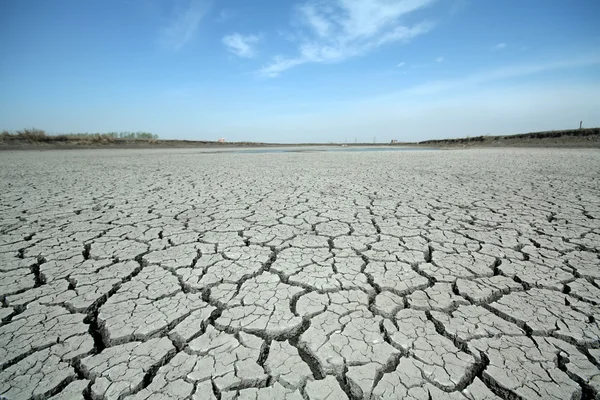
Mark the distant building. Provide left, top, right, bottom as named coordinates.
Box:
left=217, top=138, right=226, bottom=143
left=390, top=140, right=398, bottom=144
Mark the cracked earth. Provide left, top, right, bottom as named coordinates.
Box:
left=1, top=148, right=599, bottom=400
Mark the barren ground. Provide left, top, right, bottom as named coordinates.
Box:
left=1, top=148, right=599, bottom=400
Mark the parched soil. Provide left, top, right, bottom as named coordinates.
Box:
left=0, top=148, right=599, bottom=400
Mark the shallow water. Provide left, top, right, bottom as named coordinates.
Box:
left=228, top=146, right=439, bottom=154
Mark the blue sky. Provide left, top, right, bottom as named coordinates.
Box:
left=1, top=0, right=599, bottom=143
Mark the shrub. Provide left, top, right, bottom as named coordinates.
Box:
left=0, top=129, right=159, bottom=144
left=16, top=128, right=47, bottom=141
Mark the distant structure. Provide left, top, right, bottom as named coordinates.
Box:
left=217, top=138, right=226, bottom=143
left=580, top=121, right=583, bottom=129
left=390, top=140, right=398, bottom=144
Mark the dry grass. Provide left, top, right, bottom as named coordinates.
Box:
left=417, top=127, right=600, bottom=145
left=0, top=129, right=158, bottom=145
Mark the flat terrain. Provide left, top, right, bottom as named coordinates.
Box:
left=2, top=127, right=599, bottom=150
left=1, top=148, right=599, bottom=400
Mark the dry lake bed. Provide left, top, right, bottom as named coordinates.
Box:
left=1, top=148, right=599, bottom=400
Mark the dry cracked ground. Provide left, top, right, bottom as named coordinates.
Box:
left=1, top=148, right=599, bottom=400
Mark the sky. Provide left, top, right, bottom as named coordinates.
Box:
left=1, top=0, right=599, bottom=143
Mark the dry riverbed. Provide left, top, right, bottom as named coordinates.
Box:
left=1, top=148, right=599, bottom=400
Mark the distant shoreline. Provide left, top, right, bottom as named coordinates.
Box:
left=1, top=127, right=598, bottom=150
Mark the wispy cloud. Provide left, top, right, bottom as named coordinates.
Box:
left=400, top=54, right=600, bottom=96
left=397, top=61, right=406, bottom=67
left=493, top=42, right=506, bottom=50
left=259, top=0, right=437, bottom=77
left=216, top=9, right=235, bottom=23
left=223, top=33, right=261, bottom=58
left=159, top=0, right=211, bottom=51
left=436, top=56, right=444, bottom=62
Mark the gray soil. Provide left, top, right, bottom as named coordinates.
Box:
left=1, top=148, right=599, bottom=400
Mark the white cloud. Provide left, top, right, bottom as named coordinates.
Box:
left=222, top=33, right=261, bottom=58
left=386, top=53, right=600, bottom=97
left=436, top=56, right=444, bottom=62
left=259, top=0, right=437, bottom=76
left=216, top=9, right=235, bottom=23
left=159, top=0, right=211, bottom=51
left=397, top=61, right=406, bottom=67
left=493, top=42, right=507, bottom=50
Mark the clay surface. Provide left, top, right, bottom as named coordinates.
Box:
left=1, top=148, right=599, bottom=399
